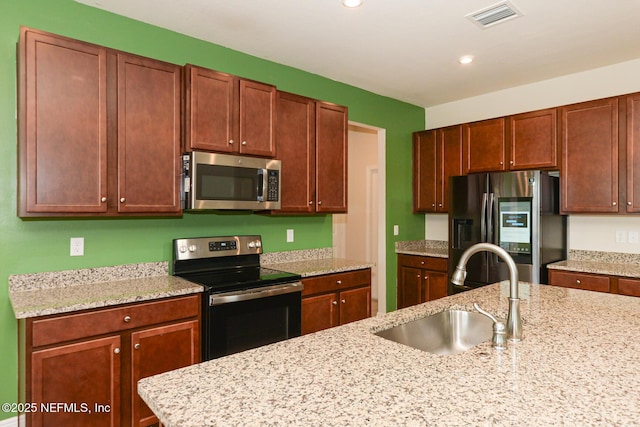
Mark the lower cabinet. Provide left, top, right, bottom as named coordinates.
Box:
left=549, top=270, right=640, bottom=297
left=301, top=269, right=371, bottom=335
left=21, top=294, right=201, bottom=427
left=397, top=254, right=448, bottom=309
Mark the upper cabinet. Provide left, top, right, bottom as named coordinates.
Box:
left=316, top=101, right=348, bottom=213
left=413, top=126, right=462, bottom=213
left=462, top=118, right=507, bottom=174
left=18, top=27, right=182, bottom=217
left=509, top=108, right=558, bottom=170
left=627, top=93, right=640, bottom=213
left=561, top=97, right=619, bottom=213
left=184, top=64, right=276, bottom=157
left=275, top=93, right=348, bottom=214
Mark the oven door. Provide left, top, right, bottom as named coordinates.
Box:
left=203, top=282, right=302, bottom=360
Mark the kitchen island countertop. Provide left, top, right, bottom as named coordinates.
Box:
left=138, top=282, right=640, bottom=426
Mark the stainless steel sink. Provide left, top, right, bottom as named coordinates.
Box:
left=374, top=309, right=493, bottom=355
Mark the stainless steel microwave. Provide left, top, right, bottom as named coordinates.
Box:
left=182, top=151, right=281, bottom=210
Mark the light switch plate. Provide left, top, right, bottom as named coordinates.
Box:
left=70, top=237, right=84, bottom=256
left=616, top=230, right=627, bottom=243
left=629, top=231, right=639, bottom=244
left=393, top=225, right=399, bottom=236
left=286, top=229, right=294, bottom=243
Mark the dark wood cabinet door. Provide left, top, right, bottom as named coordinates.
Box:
left=116, top=53, right=182, bottom=214
left=239, top=79, right=276, bottom=157
left=412, top=130, right=438, bottom=212
left=438, top=125, right=463, bottom=212
left=276, top=92, right=316, bottom=212
left=463, top=118, right=507, bottom=173
left=131, top=320, right=199, bottom=427
left=184, top=65, right=237, bottom=153
left=316, top=102, right=348, bottom=213
left=618, top=278, right=640, bottom=297
left=302, top=293, right=338, bottom=335
left=509, top=108, right=558, bottom=170
left=627, top=93, right=640, bottom=213
left=561, top=97, right=619, bottom=213
left=30, top=335, right=121, bottom=427
left=339, top=286, right=371, bottom=325
left=398, top=266, right=423, bottom=309
left=427, top=271, right=448, bottom=301
left=19, top=28, right=108, bottom=215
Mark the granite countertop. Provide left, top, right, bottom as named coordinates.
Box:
left=548, top=249, right=640, bottom=279
left=138, top=282, right=640, bottom=426
left=8, top=262, right=203, bottom=319
left=264, top=257, right=374, bottom=277
left=395, top=240, right=448, bottom=258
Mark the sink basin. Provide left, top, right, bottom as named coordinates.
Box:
left=374, top=309, right=493, bottom=355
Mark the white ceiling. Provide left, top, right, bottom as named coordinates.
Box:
left=76, top=0, right=640, bottom=108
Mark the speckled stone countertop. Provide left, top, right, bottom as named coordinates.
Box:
left=8, top=262, right=203, bottom=319
left=549, top=249, right=640, bottom=278
left=395, top=240, right=448, bottom=258
left=262, top=248, right=374, bottom=277
left=138, top=282, right=640, bottom=426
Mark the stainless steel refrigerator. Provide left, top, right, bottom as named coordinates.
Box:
left=448, top=170, right=566, bottom=294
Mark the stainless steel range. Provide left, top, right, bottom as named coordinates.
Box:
left=172, top=235, right=302, bottom=360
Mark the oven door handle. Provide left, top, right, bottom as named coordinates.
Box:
left=209, top=282, right=303, bottom=306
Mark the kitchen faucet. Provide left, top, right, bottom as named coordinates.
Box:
left=450, top=242, right=523, bottom=342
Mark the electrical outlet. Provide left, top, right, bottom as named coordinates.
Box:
left=286, top=229, right=294, bottom=243
left=629, top=231, right=639, bottom=244
left=70, top=237, right=84, bottom=256
left=616, top=230, right=627, bottom=243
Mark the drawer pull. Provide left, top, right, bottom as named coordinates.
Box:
left=123, top=315, right=131, bottom=323
left=576, top=279, right=581, bottom=285
left=336, top=280, right=342, bottom=285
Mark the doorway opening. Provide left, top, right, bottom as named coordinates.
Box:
left=333, top=122, right=386, bottom=315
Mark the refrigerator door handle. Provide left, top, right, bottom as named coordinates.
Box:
left=481, top=192, right=488, bottom=242
left=487, top=192, right=495, bottom=242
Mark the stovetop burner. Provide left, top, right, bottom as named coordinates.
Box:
left=172, top=235, right=301, bottom=294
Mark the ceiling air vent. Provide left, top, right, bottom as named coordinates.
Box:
left=466, top=1, right=522, bottom=29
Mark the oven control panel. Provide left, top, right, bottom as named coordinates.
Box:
left=174, top=235, right=263, bottom=260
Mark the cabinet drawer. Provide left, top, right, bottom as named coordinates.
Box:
left=549, top=271, right=611, bottom=293
left=31, top=294, right=200, bottom=347
left=302, top=269, right=371, bottom=297
left=618, top=278, right=640, bottom=297
left=399, top=254, right=447, bottom=272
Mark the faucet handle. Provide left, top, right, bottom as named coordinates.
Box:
left=473, top=303, right=507, bottom=350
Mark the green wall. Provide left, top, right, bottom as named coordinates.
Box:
left=0, top=0, right=425, bottom=418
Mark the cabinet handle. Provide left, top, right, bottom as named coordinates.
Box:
left=242, top=141, right=247, bottom=145
left=332, top=300, right=338, bottom=305
left=229, top=140, right=234, bottom=145
left=341, top=299, right=346, bottom=304
left=336, top=280, right=342, bottom=285
left=134, top=343, right=141, bottom=350
left=318, top=201, right=322, bottom=206
left=309, top=201, right=313, bottom=205
left=420, top=261, right=425, bottom=265
left=499, top=161, right=504, bottom=165
left=628, top=201, right=633, bottom=206
left=101, top=197, right=107, bottom=203
left=123, top=315, right=131, bottom=323
left=613, top=202, right=617, bottom=206
left=510, top=160, right=514, bottom=165
left=114, top=348, right=120, bottom=354
left=431, top=203, right=436, bottom=207
left=120, top=198, right=126, bottom=203
left=438, top=203, right=443, bottom=207
left=576, top=279, right=581, bottom=285
left=417, top=274, right=421, bottom=279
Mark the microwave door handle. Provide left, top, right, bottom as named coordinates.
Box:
left=256, top=169, right=265, bottom=202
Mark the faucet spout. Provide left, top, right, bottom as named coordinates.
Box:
left=451, top=242, right=522, bottom=342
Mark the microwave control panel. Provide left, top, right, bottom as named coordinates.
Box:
left=267, top=170, right=279, bottom=201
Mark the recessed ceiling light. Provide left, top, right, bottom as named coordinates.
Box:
left=342, top=0, right=363, bottom=8
left=459, top=55, right=474, bottom=65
